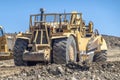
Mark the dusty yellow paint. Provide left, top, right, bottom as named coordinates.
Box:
left=0, top=35, right=8, bottom=53
left=16, top=10, right=108, bottom=62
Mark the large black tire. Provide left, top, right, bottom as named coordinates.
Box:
left=52, top=36, right=77, bottom=64
left=13, top=38, right=29, bottom=66
left=93, top=51, right=107, bottom=62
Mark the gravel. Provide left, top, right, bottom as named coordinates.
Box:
left=0, top=61, right=120, bottom=80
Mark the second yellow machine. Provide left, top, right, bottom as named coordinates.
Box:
left=0, top=26, right=16, bottom=60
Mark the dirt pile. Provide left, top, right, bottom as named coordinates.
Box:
left=103, top=35, right=120, bottom=49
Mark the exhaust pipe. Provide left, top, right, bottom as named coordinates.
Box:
left=40, top=8, right=44, bottom=21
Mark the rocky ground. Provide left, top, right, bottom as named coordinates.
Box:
left=103, top=35, right=120, bottom=49
left=0, top=35, right=119, bottom=80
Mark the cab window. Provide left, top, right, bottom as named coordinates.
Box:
left=0, top=28, right=3, bottom=37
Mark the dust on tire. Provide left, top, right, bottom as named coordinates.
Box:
left=52, top=36, right=77, bottom=64
left=13, top=38, right=29, bottom=66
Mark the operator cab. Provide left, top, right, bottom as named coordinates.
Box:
left=0, top=26, right=4, bottom=37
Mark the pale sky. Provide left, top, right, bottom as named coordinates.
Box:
left=0, top=0, right=120, bottom=36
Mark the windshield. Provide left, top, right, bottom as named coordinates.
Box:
left=0, top=28, right=3, bottom=37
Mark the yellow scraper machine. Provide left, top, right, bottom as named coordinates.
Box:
left=13, top=8, right=107, bottom=66
left=0, top=26, right=16, bottom=60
